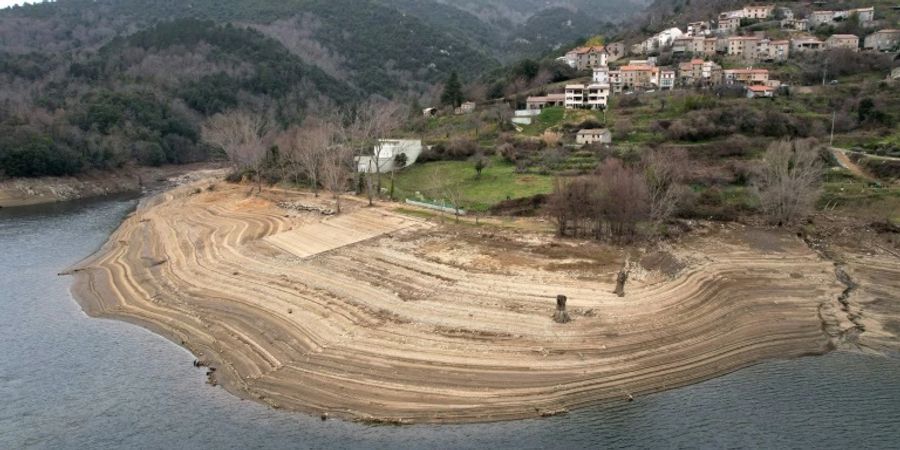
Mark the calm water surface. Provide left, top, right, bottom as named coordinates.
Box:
left=1, top=197, right=899, bottom=449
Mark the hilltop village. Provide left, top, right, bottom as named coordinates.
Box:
left=522, top=3, right=899, bottom=111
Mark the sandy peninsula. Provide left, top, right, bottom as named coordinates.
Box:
left=67, top=179, right=899, bottom=423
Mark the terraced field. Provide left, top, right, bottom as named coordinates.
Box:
left=68, top=180, right=898, bottom=423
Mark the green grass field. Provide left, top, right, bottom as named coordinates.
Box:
left=386, top=157, right=553, bottom=211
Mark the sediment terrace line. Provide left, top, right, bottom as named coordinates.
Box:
left=264, top=208, right=425, bottom=258
left=68, top=181, right=867, bottom=423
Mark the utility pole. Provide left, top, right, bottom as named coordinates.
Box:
left=822, top=59, right=828, bottom=86
left=830, top=111, right=836, bottom=147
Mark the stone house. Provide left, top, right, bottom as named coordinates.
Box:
left=825, top=34, right=860, bottom=51
left=718, top=17, right=742, bottom=33
left=864, top=30, right=900, bottom=51
left=576, top=129, right=612, bottom=145
left=564, top=46, right=609, bottom=70
left=791, top=36, right=825, bottom=52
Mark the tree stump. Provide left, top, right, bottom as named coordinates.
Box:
left=553, top=295, right=571, bottom=323
left=614, top=270, right=629, bottom=297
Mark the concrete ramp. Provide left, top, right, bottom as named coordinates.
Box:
left=265, top=209, right=421, bottom=258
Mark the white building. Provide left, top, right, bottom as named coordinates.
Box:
left=638, top=27, right=684, bottom=54
left=592, top=66, right=610, bottom=84
left=356, top=139, right=423, bottom=173
left=659, top=69, right=676, bottom=90
left=576, top=129, right=612, bottom=145
left=565, top=84, right=610, bottom=110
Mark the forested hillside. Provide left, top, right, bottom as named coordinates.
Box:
left=0, top=0, right=507, bottom=178
left=0, top=0, right=654, bottom=179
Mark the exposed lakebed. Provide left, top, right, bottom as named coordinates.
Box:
left=1, top=196, right=899, bottom=449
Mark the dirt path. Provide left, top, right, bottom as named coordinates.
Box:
left=831, top=147, right=873, bottom=181
left=67, top=181, right=898, bottom=424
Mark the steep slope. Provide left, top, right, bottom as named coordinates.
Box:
left=0, top=0, right=500, bottom=177
left=0, top=0, right=498, bottom=95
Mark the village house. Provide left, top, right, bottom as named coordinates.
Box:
left=672, top=36, right=718, bottom=56
left=742, top=4, right=776, bottom=19
left=609, top=70, right=623, bottom=92
left=808, top=7, right=876, bottom=27
left=576, top=129, right=612, bottom=145
left=356, top=139, right=423, bottom=173
left=825, top=34, right=860, bottom=51
left=659, top=69, right=677, bottom=90
left=564, top=84, right=610, bottom=110
left=726, top=35, right=763, bottom=59
left=564, top=46, right=609, bottom=70
left=791, top=36, right=825, bottom=52
left=718, top=16, right=742, bottom=33
left=719, top=4, right=775, bottom=21
left=723, top=68, right=769, bottom=86
left=746, top=85, right=776, bottom=98
left=781, top=18, right=809, bottom=31
left=422, top=107, right=438, bottom=118
left=635, top=27, right=684, bottom=54
left=678, top=59, right=723, bottom=87
left=768, top=40, right=790, bottom=61
left=618, top=64, right=659, bottom=91
left=687, top=21, right=712, bottom=37
left=864, top=29, right=900, bottom=51
left=525, top=94, right=565, bottom=110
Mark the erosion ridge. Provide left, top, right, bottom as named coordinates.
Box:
left=69, top=179, right=878, bottom=423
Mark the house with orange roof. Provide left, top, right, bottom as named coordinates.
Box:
left=618, top=64, right=659, bottom=91
left=723, top=68, right=769, bottom=86
left=746, top=85, right=776, bottom=98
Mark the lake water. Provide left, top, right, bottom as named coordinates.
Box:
left=1, top=197, right=899, bottom=449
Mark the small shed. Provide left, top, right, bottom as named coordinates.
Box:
left=746, top=85, right=775, bottom=98
left=576, top=128, right=612, bottom=145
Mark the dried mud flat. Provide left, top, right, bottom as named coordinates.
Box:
left=68, top=181, right=900, bottom=423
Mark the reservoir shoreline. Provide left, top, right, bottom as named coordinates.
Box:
left=65, top=177, right=899, bottom=424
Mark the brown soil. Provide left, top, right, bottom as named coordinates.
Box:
left=67, top=180, right=900, bottom=424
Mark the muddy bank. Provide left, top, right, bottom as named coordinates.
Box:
left=67, top=181, right=899, bottom=424
left=0, top=163, right=224, bottom=208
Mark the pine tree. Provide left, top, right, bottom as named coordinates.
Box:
left=441, top=72, right=464, bottom=108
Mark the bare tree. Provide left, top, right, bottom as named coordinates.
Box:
left=546, top=159, right=650, bottom=242
left=643, top=148, right=690, bottom=224
left=282, top=113, right=339, bottom=197
left=755, top=139, right=823, bottom=226
left=202, top=110, right=272, bottom=194
left=320, top=141, right=354, bottom=214
left=350, top=99, right=404, bottom=206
